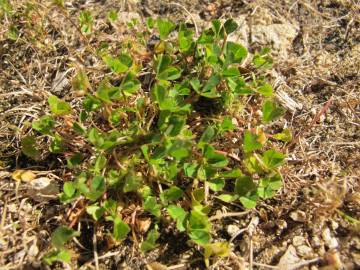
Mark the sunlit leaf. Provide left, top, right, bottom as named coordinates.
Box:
left=86, top=204, right=105, bottom=221
left=204, top=242, right=230, bottom=267
left=144, top=196, right=161, bottom=217
left=178, top=23, right=194, bottom=53
left=257, top=173, right=282, bottom=199
left=239, top=195, right=257, bottom=209
left=103, top=53, right=133, bottom=74
left=208, top=178, right=225, bottom=191
left=32, top=115, right=55, bottom=135
left=257, top=83, right=273, bottom=97
left=225, top=42, right=247, bottom=65
left=262, top=100, right=285, bottom=123
left=113, top=216, right=130, bottom=241
left=157, top=18, right=175, bottom=40
left=262, top=149, right=285, bottom=169
left=187, top=209, right=211, bottom=245
left=167, top=205, right=187, bottom=232
left=48, top=95, right=71, bottom=116
left=217, top=194, right=238, bottom=203
left=49, top=134, right=64, bottom=153
left=94, top=154, right=107, bottom=174
left=273, top=128, right=292, bottom=142
left=243, top=130, right=262, bottom=153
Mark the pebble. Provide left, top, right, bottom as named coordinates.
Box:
left=226, top=224, right=240, bottom=237
left=276, top=220, right=287, bottom=235
left=322, top=227, right=339, bottom=249
left=296, top=245, right=313, bottom=258
left=28, top=242, right=39, bottom=257
left=292, top=236, right=306, bottom=247
left=27, top=177, right=59, bottom=202
left=250, top=23, right=298, bottom=57
left=350, top=237, right=360, bottom=249
left=290, top=210, right=307, bottom=222
left=277, top=245, right=301, bottom=270
left=311, top=235, right=322, bottom=248
left=330, top=220, right=339, bottom=230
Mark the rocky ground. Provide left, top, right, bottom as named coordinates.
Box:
left=0, top=0, right=359, bottom=269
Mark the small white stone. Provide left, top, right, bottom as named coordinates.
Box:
left=250, top=23, right=298, bottom=57
left=277, top=245, right=301, bottom=270
left=311, top=236, right=322, bottom=248
left=290, top=210, right=306, bottom=222
left=296, top=245, right=313, bottom=257
left=330, top=220, right=339, bottom=230
left=256, top=109, right=263, bottom=117
left=28, top=243, right=39, bottom=257
left=322, top=228, right=332, bottom=242
left=328, top=237, right=339, bottom=249
left=322, top=227, right=339, bottom=249
left=227, top=224, right=240, bottom=237
left=292, top=236, right=306, bottom=247
left=276, top=220, right=287, bottom=235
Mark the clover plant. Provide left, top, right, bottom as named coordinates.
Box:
left=25, top=17, right=290, bottom=266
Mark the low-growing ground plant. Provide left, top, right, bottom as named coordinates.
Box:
left=25, top=14, right=290, bottom=267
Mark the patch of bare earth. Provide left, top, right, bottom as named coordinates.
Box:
left=0, top=0, right=359, bottom=269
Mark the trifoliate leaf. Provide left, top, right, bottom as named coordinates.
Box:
left=51, top=226, right=80, bottom=249
left=48, top=95, right=71, bottom=116
left=262, top=100, right=285, bottom=123
left=208, top=178, right=225, bottom=192
left=243, top=130, right=263, bottom=153
left=141, top=225, right=160, bottom=252
left=86, top=204, right=105, bottom=221
left=234, top=175, right=256, bottom=197
left=157, top=18, right=175, bottom=40
left=167, top=205, right=187, bottom=232
left=257, top=83, right=273, bottom=97
left=144, top=196, right=161, bottom=217
left=43, top=249, right=71, bottom=265
left=32, top=115, right=55, bottom=135
left=103, top=53, right=133, bottom=74
left=224, top=19, right=238, bottom=34
left=160, top=186, right=183, bottom=204
left=113, top=216, right=130, bottom=241
left=261, top=149, right=285, bottom=169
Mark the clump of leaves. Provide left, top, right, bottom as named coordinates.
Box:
left=27, top=17, right=290, bottom=267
